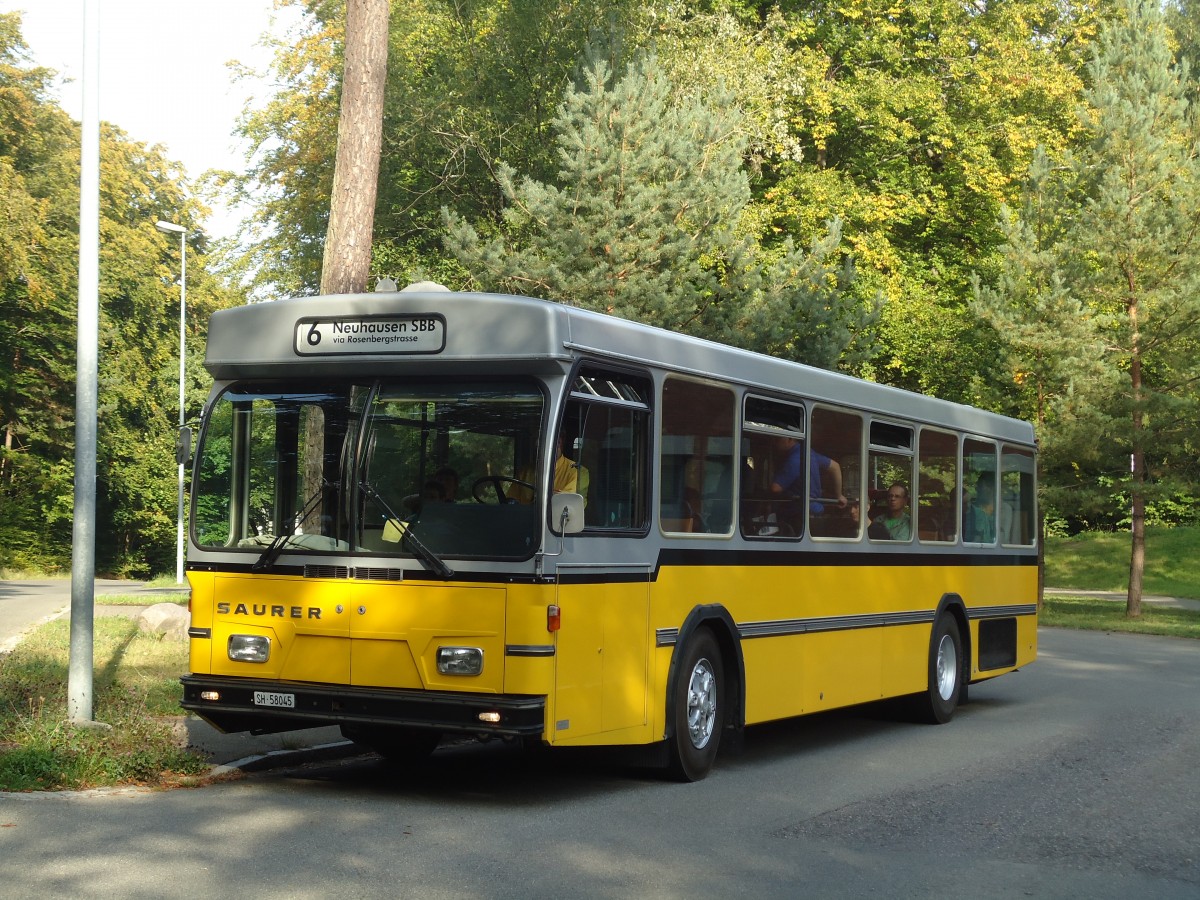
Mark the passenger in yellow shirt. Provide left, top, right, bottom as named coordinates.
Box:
left=554, top=451, right=588, bottom=497
left=514, top=439, right=588, bottom=504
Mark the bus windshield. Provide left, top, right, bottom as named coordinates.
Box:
left=192, top=379, right=546, bottom=563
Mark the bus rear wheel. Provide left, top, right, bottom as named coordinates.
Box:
left=666, top=630, right=725, bottom=782
left=914, top=615, right=963, bottom=724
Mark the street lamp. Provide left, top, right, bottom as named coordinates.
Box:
left=155, top=219, right=187, bottom=584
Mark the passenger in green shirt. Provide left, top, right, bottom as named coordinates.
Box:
left=871, top=483, right=912, bottom=541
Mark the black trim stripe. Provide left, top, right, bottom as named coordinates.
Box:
left=655, top=548, right=1038, bottom=571
left=187, top=561, right=552, bottom=585
left=968, top=604, right=1037, bottom=619
left=555, top=549, right=1038, bottom=586
left=505, top=644, right=556, bottom=657
left=190, top=548, right=1037, bottom=584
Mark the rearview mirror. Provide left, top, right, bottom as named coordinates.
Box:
left=175, top=426, right=192, bottom=466
left=552, top=492, right=585, bottom=535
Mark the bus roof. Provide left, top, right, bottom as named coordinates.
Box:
left=204, top=289, right=1035, bottom=445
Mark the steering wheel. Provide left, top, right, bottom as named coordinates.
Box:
left=470, top=475, right=534, bottom=504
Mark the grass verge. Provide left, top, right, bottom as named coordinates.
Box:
left=0, top=614, right=208, bottom=791
left=1044, top=525, right=1200, bottom=598
left=97, top=590, right=190, bottom=607
left=1040, top=594, right=1200, bottom=639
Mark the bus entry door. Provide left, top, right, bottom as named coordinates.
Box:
left=552, top=564, right=651, bottom=741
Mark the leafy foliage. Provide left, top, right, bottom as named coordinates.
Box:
left=10, top=0, right=1200, bottom=573
left=444, top=46, right=872, bottom=368
left=976, top=0, right=1200, bottom=610
left=0, top=12, right=231, bottom=576
left=443, top=49, right=754, bottom=332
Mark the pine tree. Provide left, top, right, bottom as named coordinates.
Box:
left=978, top=0, right=1200, bottom=616
left=443, top=46, right=869, bottom=368
left=443, top=48, right=754, bottom=336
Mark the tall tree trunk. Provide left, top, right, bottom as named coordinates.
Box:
left=1128, top=459, right=1145, bottom=618
left=310, top=0, right=389, bottom=526
left=319, top=0, right=389, bottom=296
left=1126, top=289, right=1144, bottom=619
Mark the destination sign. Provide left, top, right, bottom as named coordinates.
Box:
left=294, top=314, right=446, bottom=356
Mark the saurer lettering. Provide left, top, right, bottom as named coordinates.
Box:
left=217, top=602, right=322, bottom=619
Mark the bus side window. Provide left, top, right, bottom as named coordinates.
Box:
left=568, top=366, right=652, bottom=530
left=963, top=438, right=998, bottom=545
left=1001, top=445, right=1036, bottom=546
left=660, top=378, right=735, bottom=535
left=809, top=407, right=862, bottom=539
left=740, top=395, right=805, bottom=539
left=866, top=420, right=914, bottom=542
left=918, top=428, right=959, bottom=543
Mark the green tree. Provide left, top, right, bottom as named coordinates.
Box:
left=745, top=0, right=1098, bottom=396
left=0, top=15, right=84, bottom=569
left=218, top=1, right=342, bottom=298
left=443, top=49, right=754, bottom=337
left=223, top=0, right=642, bottom=297
left=95, top=125, right=227, bottom=576
left=976, top=0, right=1200, bottom=616
left=225, top=0, right=1093, bottom=388
left=0, top=11, right=230, bottom=575
left=443, top=47, right=869, bottom=368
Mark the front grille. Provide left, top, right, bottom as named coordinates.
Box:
left=304, top=565, right=350, bottom=579
left=354, top=567, right=405, bottom=582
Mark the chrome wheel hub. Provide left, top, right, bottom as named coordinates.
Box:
left=935, top=633, right=957, bottom=701
left=686, top=658, right=718, bottom=749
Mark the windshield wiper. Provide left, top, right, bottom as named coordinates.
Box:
left=253, top=482, right=329, bottom=572
left=359, top=480, right=454, bottom=580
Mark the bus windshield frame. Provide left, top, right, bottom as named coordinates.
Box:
left=191, top=377, right=548, bottom=564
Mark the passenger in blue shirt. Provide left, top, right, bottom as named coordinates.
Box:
left=770, top=437, right=845, bottom=514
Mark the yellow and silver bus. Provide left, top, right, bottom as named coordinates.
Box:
left=181, top=285, right=1037, bottom=780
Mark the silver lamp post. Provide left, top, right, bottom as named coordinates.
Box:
left=155, top=219, right=187, bottom=584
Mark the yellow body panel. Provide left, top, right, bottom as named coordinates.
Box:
left=551, top=576, right=651, bottom=743
left=641, top=559, right=1037, bottom=731
left=740, top=635, right=804, bottom=723
left=501, top=582, right=557, bottom=696
left=203, top=575, right=351, bottom=681
left=349, top=581, right=505, bottom=691
left=187, top=557, right=1036, bottom=747
left=190, top=574, right=512, bottom=693
left=186, top=571, right=214, bottom=676
left=881, top=623, right=935, bottom=697
left=802, top=630, right=884, bottom=711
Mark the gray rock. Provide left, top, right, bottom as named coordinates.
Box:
left=136, top=602, right=190, bottom=641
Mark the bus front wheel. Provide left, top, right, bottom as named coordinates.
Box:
left=915, top=615, right=963, bottom=724
left=667, top=630, right=725, bottom=781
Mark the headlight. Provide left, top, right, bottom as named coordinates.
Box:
left=437, top=646, right=483, bottom=675
left=228, top=634, right=270, bottom=663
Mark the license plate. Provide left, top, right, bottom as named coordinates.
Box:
left=253, top=691, right=295, bottom=709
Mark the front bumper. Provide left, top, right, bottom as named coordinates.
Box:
left=181, top=674, right=546, bottom=737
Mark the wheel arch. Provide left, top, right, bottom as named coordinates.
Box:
left=663, top=604, right=745, bottom=743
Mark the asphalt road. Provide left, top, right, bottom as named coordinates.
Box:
left=1, top=626, right=1196, bottom=899
left=0, top=579, right=188, bottom=653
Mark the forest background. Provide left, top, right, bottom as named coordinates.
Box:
left=2, top=0, right=1200, bottom=579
